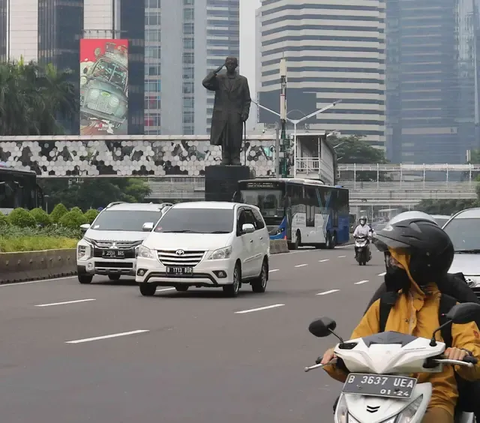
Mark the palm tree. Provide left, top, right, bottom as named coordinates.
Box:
left=0, top=58, right=77, bottom=135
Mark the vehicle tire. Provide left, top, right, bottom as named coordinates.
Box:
left=139, top=283, right=157, bottom=297
left=175, top=286, right=189, bottom=292
left=108, top=274, right=120, bottom=281
left=78, top=274, right=93, bottom=284
left=251, top=258, right=268, bottom=293
left=223, top=262, right=241, bottom=297
left=327, top=232, right=336, bottom=249
left=289, top=231, right=301, bottom=250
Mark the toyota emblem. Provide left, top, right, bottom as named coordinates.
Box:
left=176, top=249, right=185, bottom=256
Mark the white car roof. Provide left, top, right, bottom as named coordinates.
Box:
left=106, top=202, right=167, bottom=212
left=172, top=201, right=239, bottom=210
left=449, top=208, right=480, bottom=219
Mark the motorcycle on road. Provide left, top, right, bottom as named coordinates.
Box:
left=304, top=302, right=480, bottom=423
left=354, top=236, right=371, bottom=266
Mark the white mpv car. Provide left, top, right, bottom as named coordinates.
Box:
left=136, top=201, right=270, bottom=297
left=76, top=202, right=171, bottom=284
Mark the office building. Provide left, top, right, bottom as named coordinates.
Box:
left=144, top=0, right=240, bottom=135
left=258, top=0, right=386, bottom=147
left=386, top=0, right=480, bottom=164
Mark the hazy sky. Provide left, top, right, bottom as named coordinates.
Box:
left=240, top=0, right=261, bottom=96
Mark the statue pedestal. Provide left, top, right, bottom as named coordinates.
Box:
left=205, top=165, right=251, bottom=202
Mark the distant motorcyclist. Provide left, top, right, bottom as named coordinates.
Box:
left=353, top=216, right=372, bottom=238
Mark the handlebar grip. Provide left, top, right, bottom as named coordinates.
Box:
left=464, top=356, right=478, bottom=365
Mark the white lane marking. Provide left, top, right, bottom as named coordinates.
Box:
left=269, top=269, right=279, bottom=273
left=378, top=272, right=386, bottom=277
left=355, top=280, right=369, bottom=285
left=156, top=288, right=176, bottom=292
left=36, top=298, right=96, bottom=307
left=316, top=289, right=339, bottom=296
left=0, top=276, right=77, bottom=287
left=338, top=255, right=346, bottom=258
left=66, top=330, right=150, bottom=344
left=319, top=259, right=330, bottom=263
left=235, top=304, right=285, bottom=314
left=295, top=264, right=308, bottom=268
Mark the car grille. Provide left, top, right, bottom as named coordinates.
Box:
left=90, top=240, right=141, bottom=259
left=157, top=250, right=205, bottom=267
left=87, top=94, right=113, bottom=115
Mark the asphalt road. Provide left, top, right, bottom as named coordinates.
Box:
left=0, top=245, right=387, bottom=423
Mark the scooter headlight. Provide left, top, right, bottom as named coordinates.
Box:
left=335, top=396, right=349, bottom=423
left=395, top=395, right=423, bottom=423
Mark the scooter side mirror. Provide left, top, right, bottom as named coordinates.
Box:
left=446, top=302, right=480, bottom=325
left=308, top=317, right=337, bottom=338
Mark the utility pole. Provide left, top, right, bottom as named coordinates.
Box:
left=279, top=57, right=288, bottom=177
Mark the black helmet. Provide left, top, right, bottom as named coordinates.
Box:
left=374, top=214, right=454, bottom=285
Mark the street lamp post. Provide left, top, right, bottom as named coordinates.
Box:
left=253, top=100, right=342, bottom=177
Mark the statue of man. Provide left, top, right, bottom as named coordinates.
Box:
left=203, top=56, right=251, bottom=166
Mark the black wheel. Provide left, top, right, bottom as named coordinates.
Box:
left=175, top=286, right=189, bottom=292
left=139, top=283, right=156, bottom=296
left=252, top=259, right=268, bottom=293
left=289, top=232, right=301, bottom=250
left=78, top=274, right=93, bottom=284
left=327, top=232, right=336, bottom=249
left=108, top=274, right=120, bottom=281
left=223, top=263, right=241, bottom=297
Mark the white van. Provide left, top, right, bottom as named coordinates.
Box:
left=135, top=201, right=270, bottom=297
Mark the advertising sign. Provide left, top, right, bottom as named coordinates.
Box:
left=80, top=39, right=129, bottom=135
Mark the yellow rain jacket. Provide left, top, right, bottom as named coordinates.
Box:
left=324, top=250, right=480, bottom=417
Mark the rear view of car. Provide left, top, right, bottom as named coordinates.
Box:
left=76, top=202, right=170, bottom=284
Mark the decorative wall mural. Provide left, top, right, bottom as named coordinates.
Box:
left=0, top=136, right=277, bottom=177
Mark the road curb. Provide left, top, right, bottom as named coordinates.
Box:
left=270, top=240, right=289, bottom=254
left=0, top=249, right=77, bottom=284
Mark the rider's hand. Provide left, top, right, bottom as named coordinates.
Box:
left=321, top=348, right=336, bottom=365
left=445, top=347, right=470, bottom=361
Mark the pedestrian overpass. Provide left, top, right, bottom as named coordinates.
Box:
left=0, top=135, right=478, bottom=207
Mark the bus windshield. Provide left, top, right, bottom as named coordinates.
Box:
left=240, top=189, right=284, bottom=218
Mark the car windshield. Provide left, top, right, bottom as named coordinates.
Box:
left=91, top=210, right=162, bottom=231
left=240, top=189, right=284, bottom=217
left=154, top=208, right=234, bottom=234
left=443, top=217, right=480, bottom=252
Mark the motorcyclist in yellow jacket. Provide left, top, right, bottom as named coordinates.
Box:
left=320, top=216, right=480, bottom=423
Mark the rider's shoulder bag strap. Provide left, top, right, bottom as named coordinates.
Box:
left=438, top=293, right=457, bottom=348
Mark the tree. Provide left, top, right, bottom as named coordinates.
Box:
left=328, top=134, right=390, bottom=181
left=416, top=199, right=478, bottom=215
left=0, top=58, right=77, bottom=135
left=39, top=178, right=152, bottom=210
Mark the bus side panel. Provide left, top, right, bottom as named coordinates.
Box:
left=335, top=215, right=351, bottom=244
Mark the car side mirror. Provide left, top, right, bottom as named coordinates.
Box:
left=142, top=222, right=154, bottom=232
left=308, top=317, right=337, bottom=338
left=242, top=223, right=255, bottom=234
left=446, top=302, right=480, bottom=324
left=80, top=223, right=91, bottom=232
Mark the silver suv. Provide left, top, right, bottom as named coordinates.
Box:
left=76, top=202, right=171, bottom=284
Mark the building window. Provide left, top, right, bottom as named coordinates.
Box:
left=184, top=0, right=194, bottom=4
left=183, top=52, right=194, bottom=64
left=145, top=113, right=161, bottom=127
left=146, top=12, right=160, bottom=26
left=183, top=97, right=194, bottom=108
left=184, top=8, right=194, bottom=20
left=146, top=46, right=161, bottom=59
left=183, top=82, right=194, bottom=93
left=145, top=29, right=160, bottom=42
left=147, top=65, right=160, bottom=76
left=183, top=23, right=194, bottom=34
left=183, top=38, right=194, bottom=50
left=183, top=111, right=194, bottom=124
left=147, top=0, right=160, bottom=7
left=146, top=80, right=162, bottom=92
left=183, top=67, right=194, bottom=79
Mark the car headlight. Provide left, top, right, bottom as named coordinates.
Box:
left=335, top=395, right=349, bottom=423
left=137, top=245, right=155, bottom=259
left=77, top=240, right=91, bottom=260
left=208, top=246, right=232, bottom=260
left=395, top=395, right=423, bottom=423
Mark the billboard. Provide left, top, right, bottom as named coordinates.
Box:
left=80, top=39, right=129, bottom=135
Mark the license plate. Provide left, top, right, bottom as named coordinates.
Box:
left=342, top=373, right=416, bottom=399
left=102, top=249, right=125, bottom=258
left=166, top=267, right=193, bottom=275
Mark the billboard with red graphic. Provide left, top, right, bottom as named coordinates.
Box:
left=80, top=39, right=129, bottom=135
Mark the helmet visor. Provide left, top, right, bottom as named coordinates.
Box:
left=374, top=233, right=412, bottom=253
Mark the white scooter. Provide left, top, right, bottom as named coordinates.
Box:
left=304, top=302, right=480, bottom=423
left=354, top=236, right=371, bottom=266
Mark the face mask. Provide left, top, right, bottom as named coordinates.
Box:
left=385, top=266, right=411, bottom=292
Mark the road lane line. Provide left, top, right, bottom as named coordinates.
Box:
left=295, top=264, right=308, bottom=268
left=65, top=330, right=150, bottom=344
left=338, top=255, right=346, bottom=258
left=156, top=288, right=176, bottom=292
left=316, top=289, right=339, bottom=296
left=235, top=304, right=285, bottom=314
left=355, top=280, right=369, bottom=285
left=0, top=276, right=77, bottom=287
left=269, top=269, right=279, bottom=273
left=36, top=299, right=96, bottom=307
left=378, top=272, right=386, bottom=277
left=319, top=259, right=330, bottom=263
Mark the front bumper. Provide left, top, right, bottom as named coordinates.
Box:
left=77, top=257, right=137, bottom=276
left=135, top=256, right=235, bottom=287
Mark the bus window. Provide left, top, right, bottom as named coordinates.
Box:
left=240, top=187, right=284, bottom=218
left=305, top=186, right=316, bottom=227
left=338, top=190, right=349, bottom=214
left=287, top=184, right=303, bottom=208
